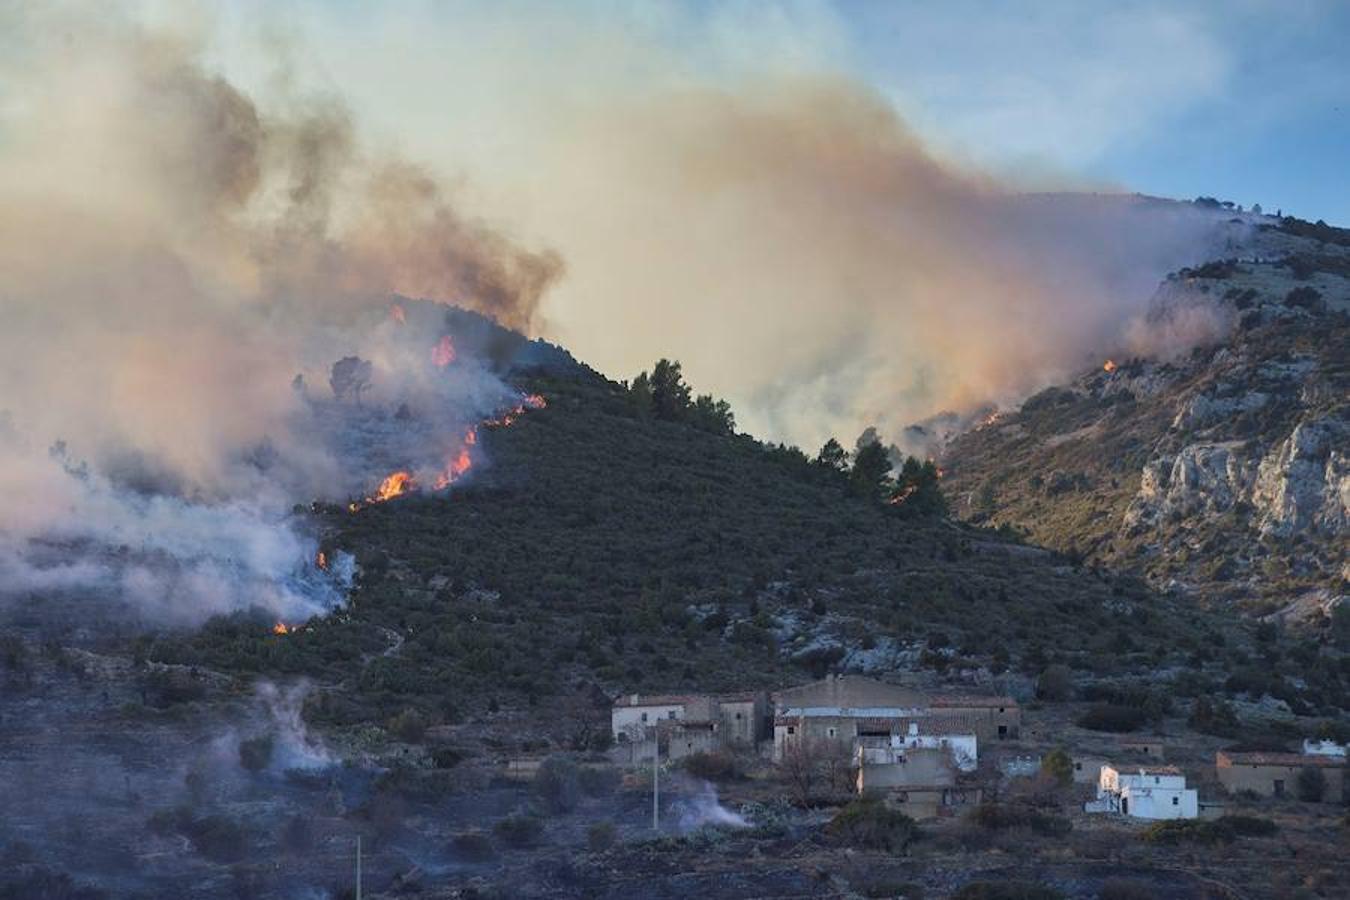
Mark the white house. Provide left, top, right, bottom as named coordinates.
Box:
left=611, top=694, right=692, bottom=742
left=1302, top=739, right=1347, bottom=758
left=1088, top=764, right=1197, bottom=820
left=855, top=722, right=978, bottom=772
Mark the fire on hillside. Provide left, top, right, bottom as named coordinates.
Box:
left=348, top=391, right=546, bottom=512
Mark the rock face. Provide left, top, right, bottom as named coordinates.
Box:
left=942, top=215, right=1350, bottom=614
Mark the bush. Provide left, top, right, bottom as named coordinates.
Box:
left=493, top=814, right=544, bottom=848
left=1040, top=748, right=1073, bottom=786
left=1077, top=704, right=1147, bottom=733
left=827, top=796, right=919, bottom=852
left=237, top=735, right=274, bottom=772
left=953, top=882, right=1063, bottom=900
left=1036, top=665, right=1073, bottom=701
left=1140, top=819, right=1234, bottom=846
left=535, top=755, right=581, bottom=813
left=586, top=820, right=616, bottom=851
left=967, top=803, right=1071, bottom=837
left=1296, top=766, right=1328, bottom=802
left=387, top=707, right=428, bottom=743
left=450, top=830, right=497, bottom=862
left=1219, top=815, right=1278, bottom=837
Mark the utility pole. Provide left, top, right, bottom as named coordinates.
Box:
left=652, top=738, right=660, bottom=831
left=355, top=834, right=362, bottom=900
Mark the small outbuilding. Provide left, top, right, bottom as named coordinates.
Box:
left=1088, top=764, right=1197, bottom=820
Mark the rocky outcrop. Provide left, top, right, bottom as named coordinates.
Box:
left=1252, top=415, right=1349, bottom=536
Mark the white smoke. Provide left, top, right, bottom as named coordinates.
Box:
left=673, top=780, right=750, bottom=832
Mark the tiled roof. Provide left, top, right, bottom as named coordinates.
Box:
left=1218, top=751, right=1347, bottom=769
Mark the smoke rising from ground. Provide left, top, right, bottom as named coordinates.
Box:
left=0, top=5, right=1243, bottom=621
left=0, top=7, right=554, bottom=622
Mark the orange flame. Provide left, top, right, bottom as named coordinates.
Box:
left=431, top=335, right=457, bottom=367
left=1103, top=359, right=1118, bottom=373
left=390, top=303, right=406, bottom=324
left=273, top=622, right=290, bottom=635
left=434, top=427, right=478, bottom=489
left=316, top=551, right=328, bottom=570
left=375, top=471, right=415, bottom=502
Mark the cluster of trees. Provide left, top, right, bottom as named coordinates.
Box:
left=815, top=432, right=946, bottom=517
left=628, top=359, right=735, bottom=435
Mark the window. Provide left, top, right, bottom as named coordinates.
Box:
left=1172, top=797, right=1179, bottom=806
left=1154, top=777, right=1160, bottom=784
left=1274, top=779, right=1285, bottom=797
left=998, top=707, right=1005, bottom=713
left=640, top=713, right=648, bottom=723
left=668, top=710, right=677, bottom=719
left=827, top=727, right=837, bottom=738
left=786, top=726, right=795, bottom=735
left=1074, top=763, right=1082, bottom=771
left=735, top=712, right=743, bottom=720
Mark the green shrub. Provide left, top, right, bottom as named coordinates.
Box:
left=1040, top=748, right=1073, bottom=786
left=1140, top=819, right=1234, bottom=846
left=586, top=820, right=616, bottom=851
left=535, top=755, right=581, bottom=813
left=387, top=707, right=428, bottom=743
left=826, top=796, right=918, bottom=852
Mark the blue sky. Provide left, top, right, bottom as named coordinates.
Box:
left=839, top=0, right=1350, bottom=222
left=231, top=0, right=1348, bottom=223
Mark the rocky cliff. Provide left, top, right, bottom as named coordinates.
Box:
left=942, top=215, right=1349, bottom=619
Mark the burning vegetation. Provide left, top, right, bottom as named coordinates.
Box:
left=1103, top=359, right=1118, bottom=373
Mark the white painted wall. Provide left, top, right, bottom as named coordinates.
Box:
left=612, top=703, right=684, bottom=740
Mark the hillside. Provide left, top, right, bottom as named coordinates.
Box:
left=142, top=331, right=1332, bottom=731
left=942, top=215, right=1348, bottom=624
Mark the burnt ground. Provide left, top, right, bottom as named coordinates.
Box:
left=3, top=645, right=1346, bottom=899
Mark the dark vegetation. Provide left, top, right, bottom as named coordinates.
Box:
left=140, top=359, right=1269, bottom=730
left=827, top=795, right=919, bottom=852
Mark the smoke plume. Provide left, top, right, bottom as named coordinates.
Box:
left=0, top=7, right=555, bottom=623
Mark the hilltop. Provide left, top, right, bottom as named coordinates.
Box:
left=941, top=213, right=1348, bottom=625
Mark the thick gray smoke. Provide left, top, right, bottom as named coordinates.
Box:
left=0, top=8, right=555, bottom=625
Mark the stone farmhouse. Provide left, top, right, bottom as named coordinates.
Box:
left=1216, top=750, right=1347, bottom=802
left=610, top=692, right=767, bottom=762
left=772, top=675, right=1020, bottom=761
left=1088, top=764, right=1198, bottom=820
left=853, top=721, right=984, bottom=819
